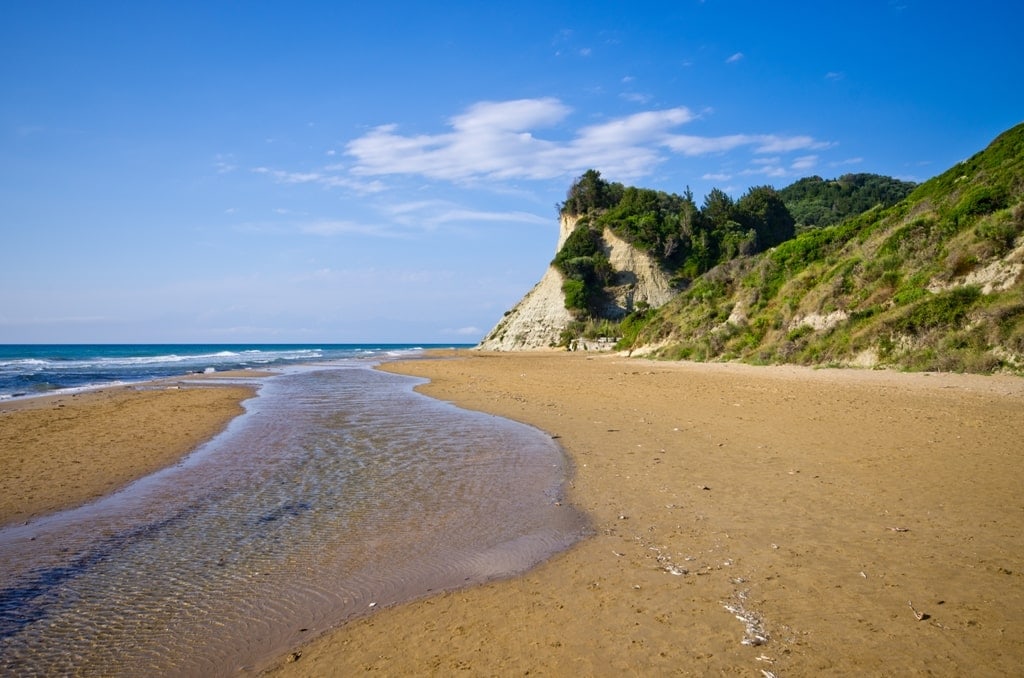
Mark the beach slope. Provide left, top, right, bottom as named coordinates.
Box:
left=0, top=383, right=254, bottom=526
left=270, top=351, right=1024, bottom=676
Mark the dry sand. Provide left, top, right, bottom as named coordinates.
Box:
left=4, top=355, right=1022, bottom=675
left=268, top=351, right=1024, bottom=676
left=0, top=380, right=255, bottom=526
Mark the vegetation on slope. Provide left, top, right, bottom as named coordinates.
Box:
left=554, top=170, right=796, bottom=317
left=778, top=173, right=917, bottom=232
left=620, top=123, right=1024, bottom=373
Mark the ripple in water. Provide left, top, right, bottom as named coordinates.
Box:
left=0, top=364, right=588, bottom=676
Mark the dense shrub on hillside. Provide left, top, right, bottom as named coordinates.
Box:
left=555, top=171, right=803, bottom=320
left=618, top=123, right=1024, bottom=373
left=549, top=135, right=1024, bottom=373
left=559, top=172, right=796, bottom=281
left=552, top=220, right=614, bottom=316
left=778, top=173, right=916, bottom=232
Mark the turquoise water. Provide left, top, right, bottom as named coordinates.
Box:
left=0, top=357, right=588, bottom=675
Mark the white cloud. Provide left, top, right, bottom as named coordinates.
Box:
left=829, top=156, right=864, bottom=167
left=252, top=167, right=321, bottom=184
left=214, top=154, right=237, bottom=174
left=318, top=175, right=388, bottom=193
left=740, top=153, right=823, bottom=181
left=620, top=92, right=652, bottom=104
left=755, top=135, right=830, bottom=153
left=791, top=155, right=819, bottom=171
left=726, top=52, right=744, bottom=64
left=664, top=132, right=825, bottom=158
left=288, top=199, right=549, bottom=241
left=252, top=166, right=386, bottom=194
left=425, top=208, right=548, bottom=226
left=257, top=98, right=830, bottom=189
left=664, top=133, right=755, bottom=155
left=346, top=99, right=573, bottom=181
left=385, top=199, right=549, bottom=229
left=578, top=108, right=696, bottom=145
left=347, top=101, right=709, bottom=181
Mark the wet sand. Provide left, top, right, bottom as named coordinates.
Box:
left=4, top=354, right=1022, bottom=674
left=268, top=351, right=1024, bottom=676
left=0, top=380, right=256, bottom=526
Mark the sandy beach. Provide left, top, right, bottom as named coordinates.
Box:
left=4, top=354, right=1023, bottom=675
left=0, top=379, right=255, bottom=526
left=267, top=351, right=1024, bottom=676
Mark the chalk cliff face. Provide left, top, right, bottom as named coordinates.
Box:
left=477, top=215, right=579, bottom=351
left=478, top=215, right=675, bottom=351
left=599, top=228, right=676, bottom=316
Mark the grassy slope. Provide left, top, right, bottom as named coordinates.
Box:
left=629, top=123, right=1024, bottom=373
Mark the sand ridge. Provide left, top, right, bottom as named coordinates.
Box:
left=268, top=351, right=1024, bottom=676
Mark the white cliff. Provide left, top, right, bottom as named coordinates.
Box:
left=600, top=227, right=677, bottom=317
left=477, top=214, right=676, bottom=351
left=477, top=215, right=579, bottom=351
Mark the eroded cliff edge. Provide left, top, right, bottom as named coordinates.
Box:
left=478, top=215, right=675, bottom=350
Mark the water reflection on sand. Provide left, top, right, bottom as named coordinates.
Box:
left=0, top=364, right=587, bottom=676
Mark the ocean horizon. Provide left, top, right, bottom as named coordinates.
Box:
left=0, top=343, right=474, bottom=400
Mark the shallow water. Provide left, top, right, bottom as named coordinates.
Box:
left=0, top=363, right=588, bottom=676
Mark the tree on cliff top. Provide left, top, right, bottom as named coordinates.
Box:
left=561, top=169, right=624, bottom=215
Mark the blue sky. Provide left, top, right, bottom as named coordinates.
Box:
left=2, top=1, right=1022, bottom=344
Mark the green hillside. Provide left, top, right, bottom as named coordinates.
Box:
left=618, top=122, right=1024, bottom=373
left=778, top=173, right=916, bottom=232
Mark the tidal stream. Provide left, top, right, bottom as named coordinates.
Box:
left=0, top=363, right=587, bottom=676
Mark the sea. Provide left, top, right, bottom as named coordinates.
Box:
left=0, top=343, right=461, bottom=401
left=0, top=345, right=589, bottom=675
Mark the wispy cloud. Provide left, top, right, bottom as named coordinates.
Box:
left=385, top=199, right=549, bottom=229
left=253, top=167, right=321, bottom=184
left=829, top=156, right=864, bottom=167
left=740, top=153, right=821, bottom=179
left=299, top=219, right=400, bottom=238
left=791, top=155, right=820, bottom=171
left=620, top=92, right=652, bottom=104
left=757, top=135, right=830, bottom=153
left=664, top=133, right=826, bottom=156
left=214, top=154, right=238, bottom=174
left=346, top=98, right=573, bottom=180
left=284, top=200, right=549, bottom=240
left=251, top=166, right=386, bottom=193
left=726, top=52, right=744, bottom=64
left=254, top=98, right=830, bottom=190
left=344, top=98, right=825, bottom=183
